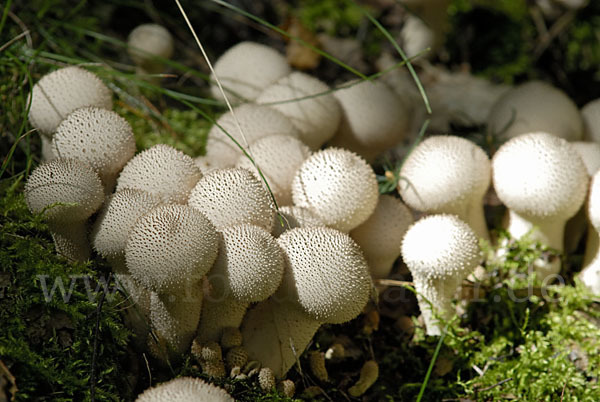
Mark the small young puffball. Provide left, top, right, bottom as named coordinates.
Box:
left=487, top=81, right=583, bottom=142
left=127, top=23, right=174, bottom=74
left=135, top=377, right=234, bottom=402
left=401, top=214, right=480, bottom=336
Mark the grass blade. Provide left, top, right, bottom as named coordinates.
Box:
left=416, top=324, right=448, bottom=402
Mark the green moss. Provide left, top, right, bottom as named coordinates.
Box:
left=0, top=178, right=131, bottom=401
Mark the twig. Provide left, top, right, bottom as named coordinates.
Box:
left=375, top=279, right=414, bottom=287
left=0, top=29, right=29, bottom=53
left=533, top=9, right=576, bottom=60
left=476, top=377, right=513, bottom=393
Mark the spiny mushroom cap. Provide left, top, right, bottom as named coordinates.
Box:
left=492, top=132, right=588, bottom=220
left=582, top=99, right=600, bottom=143
left=188, top=167, right=275, bottom=231
left=487, top=81, right=583, bottom=141
left=401, top=214, right=480, bottom=280
left=256, top=72, right=342, bottom=149
left=271, top=205, right=324, bottom=238
left=291, top=148, right=378, bottom=232
left=91, top=189, right=163, bottom=259
left=136, top=377, right=234, bottom=402
left=350, top=195, right=414, bottom=279
left=210, top=41, right=291, bottom=102
left=25, top=158, right=104, bottom=223
left=206, top=104, right=300, bottom=169
left=276, top=227, right=372, bottom=324
left=116, top=144, right=202, bottom=204
left=328, top=79, right=410, bottom=159
left=398, top=135, right=491, bottom=212
left=236, top=135, right=311, bottom=206
left=127, top=23, right=174, bottom=68
left=126, top=204, right=218, bottom=293
left=209, top=224, right=284, bottom=303
left=571, top=142, right=600, bottom=176
left=52, top=107, right=136, bottom=186
left=28, top=66, right=112, bottom=135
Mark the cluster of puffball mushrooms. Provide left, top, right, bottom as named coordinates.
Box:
left=23, top=22, right=600, bottom=399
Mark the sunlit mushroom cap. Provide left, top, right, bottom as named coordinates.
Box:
left=53, top=107, right=136, bottom=189
left=28, top=66, right=112, bottom=135
left=135, top=377, right=234, bottom=402
left=210, top=41, right=291, bottom=102
left=116, top=144, right=202, bottom=204
left=188, top=167, right=275, bottom=231
left=25, top=158, right=104, bottom=223
left=126, top=204, right=218, bottom=293
left=291, top=148, right=378, bottom=232
left=276, top=227, right=371, bottom=324
left=492, top=132, right=588, bottom=220
left=256, top=71, right=342, bottom=149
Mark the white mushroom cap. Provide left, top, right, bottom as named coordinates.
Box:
left=52, top=107, right=136, bottom=191
left=205, top=104, right=300, bottom=169
left=581, top=99, right=600, bottom=143
left=487, top=81, right=583, bottom=142
left=492, top=132, right=588, bottom=275
left=135, top=377, right=234, bottom=402
left=188, top=167, right=275, bottom=231
left=350, top=195, right=414, bottom=279
left=328, top=79, right=410, bottom=161
left=291, top=148, right=378, bottom=232
left=580, top=170, right=600, bottom=294
left=401, top=214, right=480, bottom=335
left=271, top=205, right=324, bottom=238
left=209, top=225, right=284, bottom=303
left=276, top=227, right=372, bottom=324
left=25, top=158, right=104, bottom=223
left=28, top=66, right=112, bottom=135
left=236, top=135, right=311, bottom=206
left=398, top=135, right=491, bottom=239
left=126, top=204, right=219, bottom=294
left=197, top=225, right=284, bottom=342
left=571, top=142, right=600, bottom=176
left=91, top=189, right=163, bottom=260
left=127, top=23, right=174, bottom=73
left=116, top=144, right=202, bottom=204
left=256, top=72, right=342, bottom=149
left=210, top=41, right=291, bottom=102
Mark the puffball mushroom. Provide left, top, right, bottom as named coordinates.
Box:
left=582, top=99, right=600, bottom=143
left=126, top=204, right=219, bottom=295
left=135, top=377, right=234, bottom=402
left=236, top=135, right=311, bottom=206
left=210, top=41, right=291, bottom=103
left=350, top=195, right=414, bottom=279
left=256, top=71, right=342, bottom=150
left=492, top=132, right=588, bottom=277
left=188, top=167, right=276, bottom=232
left=116, top=144, right=202, bottom=204
left=241, top=226, right=372, bottom=377
left=398, top=135, right=491, bottom=240
left=580, top=170, right=600, bottom=294
left=328, top=79, right=410, bottom=161
left=24, top=158, right=104, bottom=261
left=291, top=148, right=379, bottom=232
left=127, top=23, right=174, bottom=74
left=28, top=66, right=112, bottom=136
left=52, top=107, right=136, bottom=192
left=205, top=103, right=300, bottom=169
left=487, top=81, right=583, bottom=142
left=401, top=214, right=480, bottom=336
left=197, top=224, right=284, bottom=343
